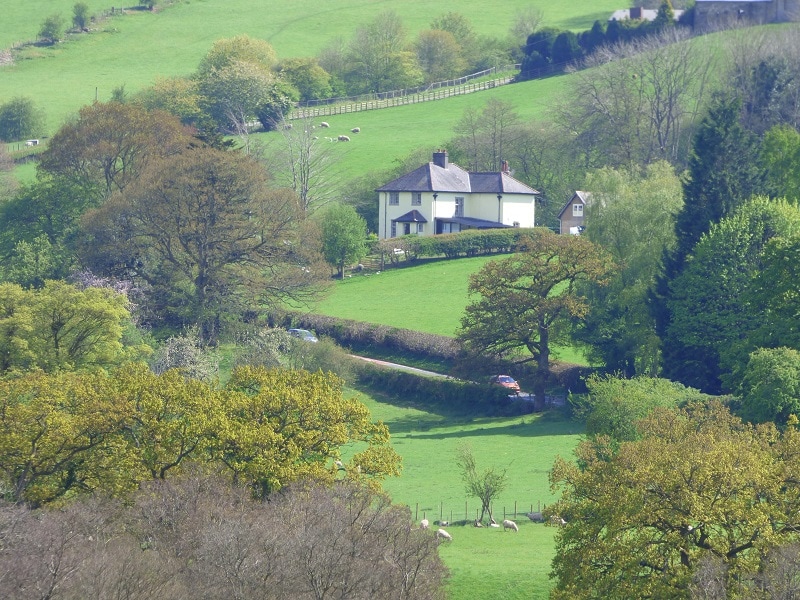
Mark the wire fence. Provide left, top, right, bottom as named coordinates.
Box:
left=288, top=65, right=520, bottom=120
left=412, top=499, right=550, bottom=524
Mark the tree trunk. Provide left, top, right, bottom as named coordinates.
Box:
left=533, top=319, right=549, bottom=411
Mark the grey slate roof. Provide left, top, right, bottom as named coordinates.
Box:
left=376, top=162, right=539, bottom=195
left=437, top=217, right=512, bottom=229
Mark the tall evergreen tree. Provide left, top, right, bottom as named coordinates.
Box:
left=651, top=93, right=763, bottom=375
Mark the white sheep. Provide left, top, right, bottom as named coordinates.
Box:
left=502, top=519, right=519, bottom=533
left=320, top=121, right=330, bottom=128
left=338, top=135, right=350, bottom=142
left=436, top=528, right=452, bottom=542
left=351, top=127, right=360, bottom=133
left=550, top=515, right=567, bottom=526
left=420, top=519, right=429, bottom=530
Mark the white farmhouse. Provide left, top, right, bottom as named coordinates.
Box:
left=376, top=150, right=539, bottom=239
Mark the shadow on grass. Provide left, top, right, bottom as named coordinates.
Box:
left=387, top=411, right=583, bottom=439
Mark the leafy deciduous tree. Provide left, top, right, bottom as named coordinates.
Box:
left=458, top=229, right=616, bottom=409
left=577, top=161, right=682, bottom=376
left=321, top=203, right=367, bottom=278
left=38, top=101, right=194, bottom=199
left=550, top=401, right=800, bottom=599
left=38, top=14, right=65, bottom=44
left=80, top=147, right=325, bottom=342
left=0, top=96, right=45, bottom=142
left=72, top=2, right=90, bottom=29
left=737, top=347, right=800, bottom=425
left=663, top=197, right=800, bottom=393
left=456, top=443, right=507, bottom=524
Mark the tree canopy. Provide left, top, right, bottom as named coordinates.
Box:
left=458, top=229, right=615, bottom=409
left=550, top=401, right=800, bottom=599
left=79, top=147, right=326, bottom=342
left=0, top=364, right=400, bottom=506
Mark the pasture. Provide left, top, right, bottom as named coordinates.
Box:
left=0, top=0, right=617, bottom=136
left=349, top=385, right=583, bottom=599
left=312, top=255, right=589, bottom=365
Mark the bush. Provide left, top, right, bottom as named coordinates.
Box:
left=72, top=2, right=90, bottom=29
left=38, top=14, right=65, bottom=44
left=0, top=97, right=45, bottom=142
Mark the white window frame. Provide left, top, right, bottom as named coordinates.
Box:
left=391, top=222, right=397, bottom=237
left=416, top=223, right=424, bottom=234
left=573, top=203, right=583, bottom=216
left=389, top=192, right=399, bottom=206
left=455, top=197, right=465, bottom=217
left=412, top=192, right=422, bottom=206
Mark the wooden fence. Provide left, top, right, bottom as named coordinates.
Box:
left=287, top=66, right=519, bottom=121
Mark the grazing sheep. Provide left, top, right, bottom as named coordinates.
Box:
left=502, top=519, right=519, bottom=533
left=338, top=135, right=350, bottom=142
left=473, top=520, right=483, bottom=528
left=420, top=519, right=429, bottom=530
left=527, top=512, right=545, bottom=523
left=320, top=121, right=330, bottom=128
left=351, top=127, right=360, bottom=133
left=436, top=528, right=452, bottom=542
left=334, top=460, right=345, bottom=471
left=550, top=515, right=567, bottom=526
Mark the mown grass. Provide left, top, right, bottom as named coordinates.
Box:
left=347, top=384, right=583, bottom=600
left=0, top=0, right=617, bottom=137
left=312, top=255, right=589, bottom=364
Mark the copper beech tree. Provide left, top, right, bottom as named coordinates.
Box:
left=458, top=229, right=615, bottom=410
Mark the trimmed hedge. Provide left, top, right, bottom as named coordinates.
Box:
left=377, top=228, right=535, bottom=264
left=271, top=311, right=462, bottom=361
left=356, top=363, right=532, bottom=416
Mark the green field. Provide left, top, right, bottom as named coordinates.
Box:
left=312, top=255, right=589, bottom=364
left=349, top=385, right=583, bottom=599
left=0, top=0, right=618, bottom=137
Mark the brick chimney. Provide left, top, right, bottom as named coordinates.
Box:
left=432, top=149, right=449, bottom=169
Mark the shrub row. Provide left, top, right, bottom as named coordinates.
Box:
left=270, top=310, right=462, bottom=361
left=356, top=364, right=531, bottom=416
left=377, top=228, right=534, bottom=264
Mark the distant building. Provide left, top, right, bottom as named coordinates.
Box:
left=557, top=191, right=591, bottom=235
left=693, top=0, right=800, bottom=30
left=609, top=6, right=685, bottom=21
left=376, top=150, right=539, bottom=240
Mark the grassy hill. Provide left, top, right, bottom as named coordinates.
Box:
left=352, top=384, right=582, bottom=600
left=0, top=0, right=620, bottom=136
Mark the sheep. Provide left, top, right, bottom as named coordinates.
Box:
left=338, top=135, right=350, bottom=142
left=550, top=515, right=567, bottom=526
left=420, top=519, right=429, bottom=530
left=334, top=459, right=345, bottom=471
left=527, top=512, right=545, bottom=523
left=319, top=121, right=330, bottom=128
left=436, top=528, right=452, bottom=542
left=502, top=519, right=519, bottom=533
left=351, top=127, right=360, bottom=133
left=473, top=519, right=483, bottom=528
